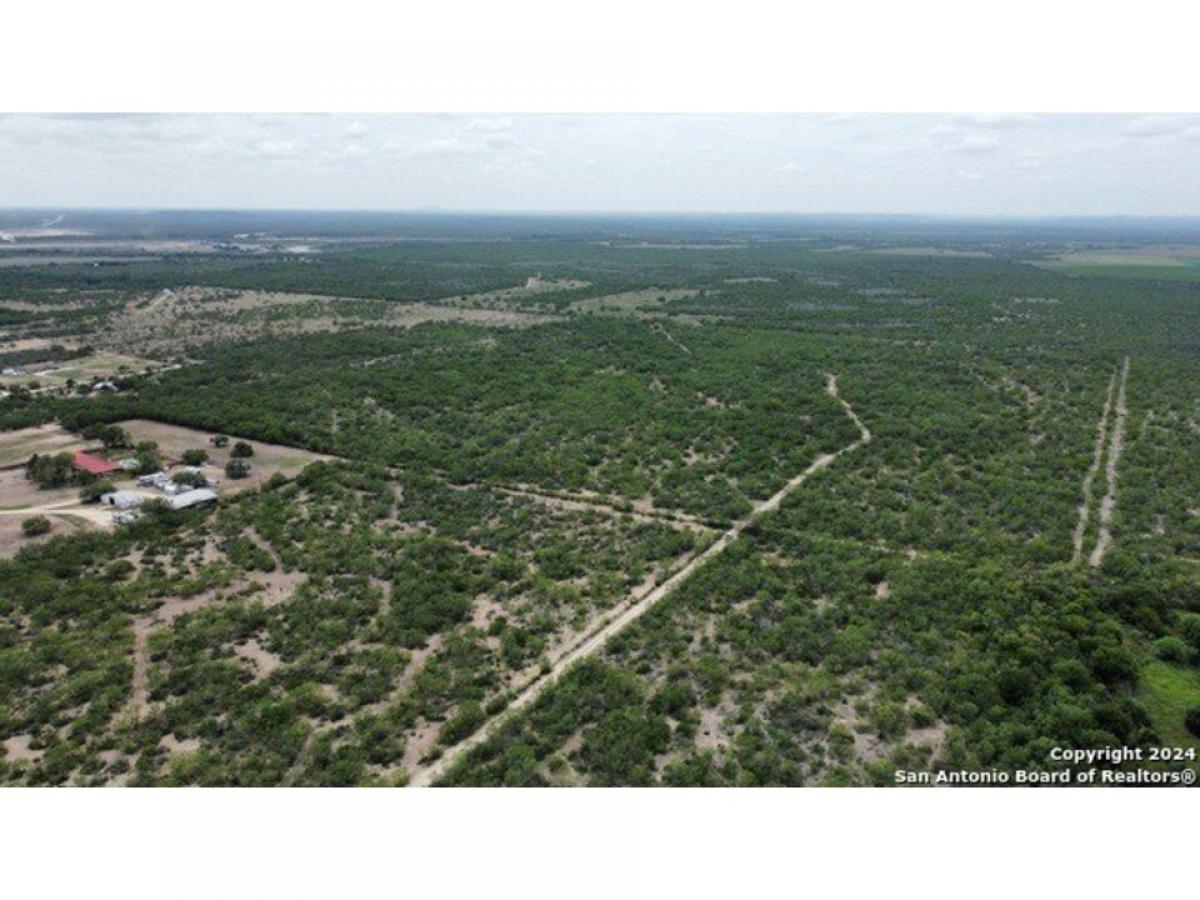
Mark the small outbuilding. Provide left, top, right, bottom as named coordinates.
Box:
left=100, top=490, right=145, bottom=510
left=167, top=488, right=218, bottom=510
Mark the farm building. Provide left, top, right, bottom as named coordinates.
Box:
left=72, top=450, right=122, bottom=476
left=167, top=488, right=218, bottom=510
left=137, top=471, right=171, bottom=488
left=99, top=490, right=145, bottom=510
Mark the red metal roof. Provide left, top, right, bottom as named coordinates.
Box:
left=72, top=450, right=121, bottom=475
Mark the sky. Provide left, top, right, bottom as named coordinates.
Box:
left=2, top=113, right=1200, bottom=216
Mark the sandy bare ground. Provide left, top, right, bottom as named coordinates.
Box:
left=1, top=350, right=167, bottom=392
left=0, top=512, right=95, bottom=558
left=234, top=638, right=283, bottom=679
left=446, top=276, right=590, bottom=307
left=97, top=285, right=557, bottom=356
left=1071, top=371, right=1118, bottom=564
left=0, top=496, right=114, bottom=529
left=1089, top=356, right=1131, bottom=567
left=115, top=419, right=332, bottom=494
left=0, top=423, right=82, bottom=468
left=567, top=287, right=699, bottom=314
left=1, top=734, right=42, bottom=764
left=408, top=372, right=871, bottom=786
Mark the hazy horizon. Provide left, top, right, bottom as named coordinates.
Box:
left=6, top=206, right=1200, bottom=221
left=3, top=114, right=1200, bottom=217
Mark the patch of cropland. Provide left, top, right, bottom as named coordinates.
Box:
left=2, top=216, right=1200, bottom=786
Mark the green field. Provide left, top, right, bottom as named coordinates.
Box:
left=1034, top=252, right=1200, bottom=281
left=1140, top=660, right=1200, bottom=751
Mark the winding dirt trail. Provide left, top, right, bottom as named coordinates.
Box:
left=1071, top=370, right=1118, bottom=564
left=652, top=322, right=692, bottom=355
left=408, top=373, right=870, bottom=787
left=1089, top=356, right=1130, bottom=567
left=0, top=498, right=114, bottom=527
left=496, top=485, right=711, bottom=529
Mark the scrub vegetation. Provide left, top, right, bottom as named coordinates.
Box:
left=1, top=212, right=1198, bottom=785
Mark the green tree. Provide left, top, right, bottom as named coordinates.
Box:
left=225, top=459, right=251, bottom=479
left=79, top=480, right=116, bottom=503
left=22, top=515, right=51, bottom=537
left=172, top=470, right=209, bottom=488
left=182, top=448, right=209, bottom=466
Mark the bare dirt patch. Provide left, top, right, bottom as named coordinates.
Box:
left=0, top=424, right=83, bottom=468
left=114, top=420, right=333, bottom=494
left=568, top=287, right=699, bottom=314
left=696, top=702, right=735, bottom=751
left=159, top=734, right=202, bottom=755
left=833, top=697, right=889, bottom=764
left=2, top=734, right=42, bottom=764
left=234, top=638, right=283, bottom=679
left=3, top=351, right=166, bottom=392
left=97, top=285, right=556, bottom=356
left=0, top=468, right=81, bottom=509
left=0, top=512, right=94, bottom=559
left=446, top=276, right=589, bottom=307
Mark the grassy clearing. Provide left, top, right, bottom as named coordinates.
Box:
left=1140, top=660, right=1200, bottom=750
left=0, top=424, right=80, bottom=467
left=1033, top=251, right=1200, bottom=281
left=1035, top=263, right=1200, bottom=281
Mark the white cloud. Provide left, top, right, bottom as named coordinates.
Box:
left=247, top=139, right=302, bottom=159
left=466, top=117, right=514, bottom=133
left=388, top=137, right=481, bottom=159
left=954, top=135, right=999, bottom=154
left=2, top=114, right=1197, bottom=215
left=1120, top=115, right=1192, bottom=138
left=327, top=144, right=370, bottom=160
left=483, top=133, right=520, bottom=150
left=956, top=113, right=1034, bottom=128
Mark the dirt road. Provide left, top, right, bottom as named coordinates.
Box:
left=408, top=373, right=870, bottom=786
left=1089, top=356, right=1130, bottom=567
left=0, top=498, right=114, bottom=527
left=496, top=485, right=711, bottom=529
left=1072, top=370, right=1118, bottom=563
